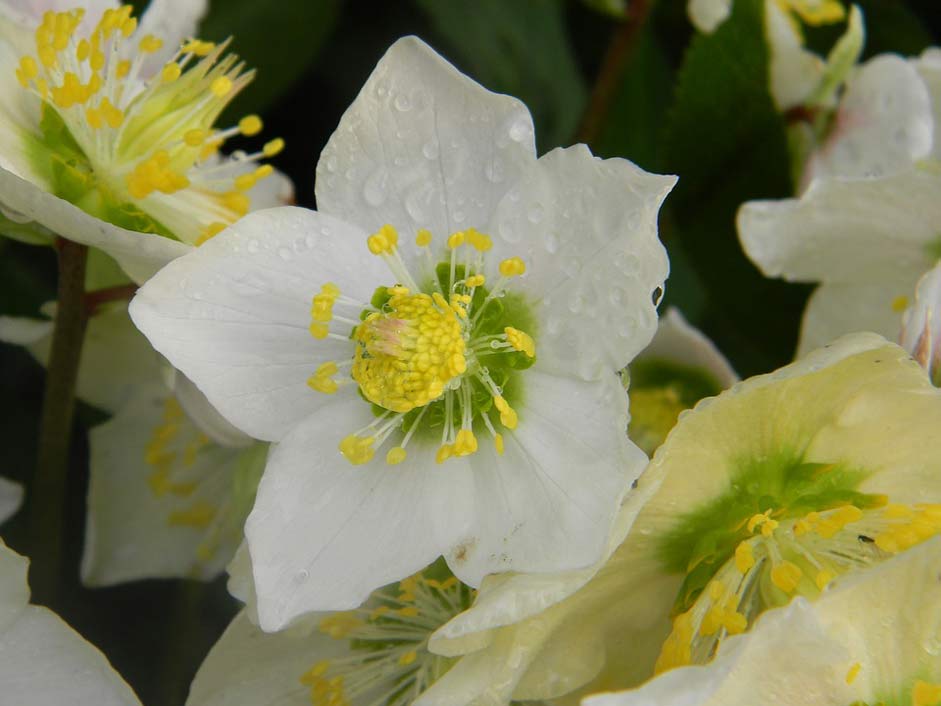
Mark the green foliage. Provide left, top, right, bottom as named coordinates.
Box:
left=200, top=0, right=341, bottom=118
left=662, top=0, right=809, bottom=377
left=414, top=0, right=587, bottom=151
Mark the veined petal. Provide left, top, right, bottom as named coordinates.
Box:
left=83, top=387, right=245, bottom=585
left=452, top=370, right=641, bottom=586
left=0, top=476, right=22, bottom=526
left=172, top=372, right=253, bottom=449
left=584, top=537, right=941, bottom=706
left=738, top=168, right=941, bottom=285
left=315, top=35, right=536, bottom=272
left=0, top=167, right=190, bottom=283
left=245, top=393, right=474, bottom=630
left=187, top=610, right=338, bottom=706
left=130, top=207, right=385, bottom=442
left=803, top=55, right=933, bottom=183
left=796, top=278, right=916, bottom=357
left=488, top=145, right=674, bottom=379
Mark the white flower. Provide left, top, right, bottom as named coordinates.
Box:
left=584, top=535, right=941, bottom=706
left=188, top=568, right=477, bottom=706
left=0, top=539, right=142, bottom=705
left=0, top=475, right=22, bottom=524
left=0, top=0, right=290, bottom=282
left=901, top=262, right=941, bottom=386
left=0, top=303, right=267, bottom=584
left=739, top=47, right=941, bottom=356
left=626, top=308, right=737, bottom=455
left=420, top=333, right=941, bottom=705
left=129, top=36, right=675, bottom=629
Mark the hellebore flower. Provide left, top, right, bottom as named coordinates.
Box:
left=585, top=536, right=941, bottom=706
left=0, top=0, right=289, bottom=281
left=419, top=333, right=941, bottom=704
left=130, top=36, right=675, bottom=629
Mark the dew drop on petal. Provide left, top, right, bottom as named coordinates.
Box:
left=508, top=118, right=532, bottom=143
left=394, top=93, right=412, bottom=112
left=422, top=141, right=439, bottom=160
left=363, top=170, right=388, bottom=207
left=278, top=247, right=292, bottom=261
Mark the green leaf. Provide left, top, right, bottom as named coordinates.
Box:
left=662, top=0, right=809, bottom=376
left=199, top=0, right=341, bottom=118
left=413, top=0, right=587, bottom=151
left=594, top=24, right=673, bottom=171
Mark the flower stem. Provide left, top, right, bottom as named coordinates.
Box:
left=575, top=0, right=653, bottom=147
left=30, top=238, right=89, bottom=606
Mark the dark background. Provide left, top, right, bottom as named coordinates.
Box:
left=1, top=1, right=939, bottom=703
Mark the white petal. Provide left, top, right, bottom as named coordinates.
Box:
left=225, top=542, right=261, bottom=627
left=0, top=605, right=142, bottom=706
left=82, top=388, right=242, bottom=585
left=915, top=48, right=941, bottom=161
left=0, top=167, right=190, bottom=283
left=135, top=0, right=209, bottom=75
left=450, top=370, right=642, bottom=587
left=315, top=36, right=536, bottom=256
left=637, top=308, right=738, bottom=387
left=173, top=372, right=253, bottom=448
left=0, top=303, right=165, bottom=414
left=0, top=476, right=22, bottom=526
left=766, top=1, right=824, bottom=111
left=687, top=0, right=730, bottom=33
left=247, top=167, right=295, bottom=211
left=129, top=206, right=385, bottom=442
left=804, top=55, right=933, bottom=182
left=583, top=599, right=849, bottom=706
left=796, top=279, right=915, bottom=357
left=0, top=39, right=45, bottom=187
left=488, top=145, right=674, bottom=379
left=245, top=393, right=473, bottom=629
left=0, top=541, right=28, bottom=631
left=430, top=460, right=664, bottom=655
left=738, top=168, right=941, bottom=285
left=187, top=610, right=339, bottom=706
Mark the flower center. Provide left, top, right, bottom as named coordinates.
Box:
left=351, top=291, right=467, bottom=414
left=306, top=224, right=537, bottom=467
left=298, top=571, right=474, bottom=706
left=655, top=500, right=941, bottom=673
left=14, top=5, right=282, bottom=243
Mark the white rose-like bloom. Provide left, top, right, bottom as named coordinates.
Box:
left=0, top=539, right=142, bottom=705
left=0, top=0, right=291, bottom=282
left=585, top=535, right=941, bottom=706
left=739, top=47, right=940, bottom=357
left=130, top=36, right=674, bottom=630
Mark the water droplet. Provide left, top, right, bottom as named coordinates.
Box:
left=923, top=635, right=941, bottom=656
left=484, top=158, right=505, bottom=183
left=508, top=118, right=532, bottom=143
left=422, top=141, right=439, bottom=160
left=293, top=238, right=308, bottom=253
left=305, top=235, right=318, bottom=249
left=277, top=247, right=292, bottom=261
left=294, top=569, right=310, bottom=583
left=545, top=231, right=560, bottom=254
left=246, top=239, right=259, bottom=254
left=324, top=154, right=338, bottom=173
left=393, top=156, right=407, bottom=167
left=609, top=287, right=626, bottom=306
left=394, top=93, right=412, bottom=112
left=363, top=170, right=388, bottom=207
left=527, top=204, right=545, bottom=224
left=546, top=315, right=562, bottom=335
left=452, top=210, right=466, bottom=223
left=508, top=189, right=521, bottom=203
left=499, top=221, right=521, bottom=244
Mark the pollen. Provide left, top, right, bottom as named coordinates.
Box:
left=504, top=327, right=535, bottom=357
left=734, top=541, right=755, bottom=573
left=338, top=435, right=376, bottom=466
left=770, top=560, right=803, bottom=593
left=351, top=292, right=466, bottom=414
left=845, top=662, right=861, bottom=685
left=499, top=257, right=526, bottom=277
